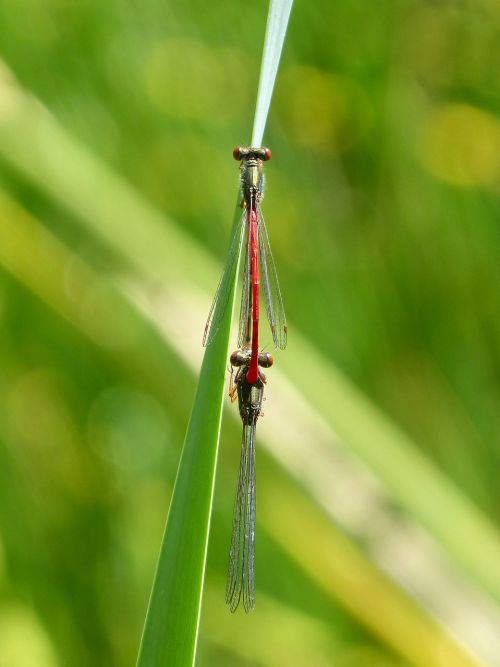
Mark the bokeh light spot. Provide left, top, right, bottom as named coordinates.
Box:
left=420, top=103, right=500, bottom=188
left=142, top=38, right=253, bottom=125
left=0, top=605, right=59, bottom=667
left=277, top=66, right=371, bottom=154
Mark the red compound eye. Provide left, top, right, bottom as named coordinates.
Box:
left=233, top=146, right=243, bottom=161
left=230, top=350, right=246, bottom=367
left=258, top=352, right=273, bottom=368
left=262, top=147, right=272, bottom=161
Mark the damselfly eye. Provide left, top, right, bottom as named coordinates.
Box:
left=233, top=146, right=243, bottom=161
left=230, top=350, right=246, bottom=367
left=262, top=147, right=272, bottom=161
left=258, top=352, right=273, bottom=368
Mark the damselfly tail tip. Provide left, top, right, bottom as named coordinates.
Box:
left=243, top=596, right=255, bottom=613
left=281, top=325, right=288, bottom=349
left=270, top=324, right=287, bottom=350
left=203, top=322, right=220, bottom=347
left=226, top=594, right=241, bottom=614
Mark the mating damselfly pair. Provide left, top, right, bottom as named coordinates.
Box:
left=203, top=146, right=287, bottom=612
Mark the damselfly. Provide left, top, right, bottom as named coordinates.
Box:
left=203, top=147, right=287, bottom=378
left=226, top=347, right=273, bottom=612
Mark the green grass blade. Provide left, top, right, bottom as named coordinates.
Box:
left=136, top=3, right=294, bottom=655
left=136, top=211, right=239, bottom=665
left=252, top=0, right=294, bottom=146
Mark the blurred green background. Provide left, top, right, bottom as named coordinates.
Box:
left=0, top=0, right=499, bottom=665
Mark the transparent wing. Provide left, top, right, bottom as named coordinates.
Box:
left=226, top=422, right=256, bottom=613
left=203, top=209, right=246, bottom=346
left=258, top=208, right=288, bottom=349
left=236, top=214, right=252, bottom=349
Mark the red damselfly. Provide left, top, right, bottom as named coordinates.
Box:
left=203, top=147, right=287, bottom=377
left=226, top=347, right=273, bottom=612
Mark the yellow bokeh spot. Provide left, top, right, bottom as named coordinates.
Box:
left=420, top=103, right=500, bottom=188
left=142, top=38, right=252, bottom=124
left=277, top=66, right=371, bottom=154
left=0, top=605, right=59, bottom=667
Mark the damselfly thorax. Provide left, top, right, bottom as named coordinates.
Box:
left=234, top=146, right=272, bottom=209
left=203, top=145, right=286, bottom=353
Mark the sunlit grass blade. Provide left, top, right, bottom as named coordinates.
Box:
left=259, top=474, right=483, bottom=667
left=252, top=0, right=294, bottom=146
left=136, top=209, right=239, bottom=665
left=0, top=62, right=211, bottom=291
left=278, top=336, right=500, bottom=604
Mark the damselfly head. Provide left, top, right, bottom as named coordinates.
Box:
left=233, top=146, right=272, bottom=162
left=258, top=351, right=273, bottom=368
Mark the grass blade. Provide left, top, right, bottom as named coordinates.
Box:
left=278, top=335, right=500, bottom=604
left=136, top=4, right=294, bottom=657
left=136, top=212, right=239, bottom=665
left=252, top=0, right=294, bottom=146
